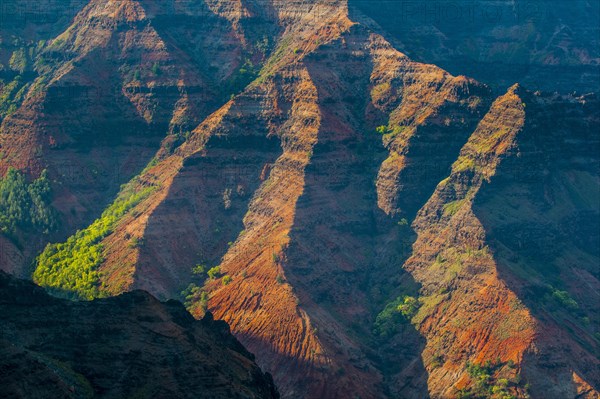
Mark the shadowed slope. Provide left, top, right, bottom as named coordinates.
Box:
left=0, top=271, right=279, bottom=399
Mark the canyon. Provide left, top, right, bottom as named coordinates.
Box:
left=0, top=1, right=598, bottom=398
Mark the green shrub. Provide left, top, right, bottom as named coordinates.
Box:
left=222, top=275, right=232, bottom=285
left=207, top=266, right=221, bottom=280
left=376, top=125, right=388, bottom=134
left=128, top=236, right=144, bottom=248
left=182, top=283, right=208, bottom=311
left=0, top=77, right=29, bottom=119
left=463, top=360, right=519, bottom=399
left=551, top=289, right=579, bottom=310
left=224, top=58, right=259, bottom=97
left=398, top=218, right=409, bottom=226
left=397, top=296, right=419, bottom=318
left=374, top=295, right=420, bottom=337
left=192, top=264, right=206, bottom=275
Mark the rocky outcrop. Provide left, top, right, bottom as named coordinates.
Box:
left=0, top=271, right=279, bottom=399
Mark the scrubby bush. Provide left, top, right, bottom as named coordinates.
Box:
left=182, top=283, right=208, bottom=310
left=192, top=264, right=206, bottom=275
left=207, top=266, right=221, bottom=280
left=551, top=289, right=579, bottom=310
left=462, top=360, right=519, bottom=399
left=376, top=125, right=388, bottom=134
left=374, top=295, right=420, bottom=337
left=224, top=58, right=259, bottom=98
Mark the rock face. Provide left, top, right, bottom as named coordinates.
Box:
left=1, top=1, right=598, bottom=398
left=0, top=271, right=279, bottom=399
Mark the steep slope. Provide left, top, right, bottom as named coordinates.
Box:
left=0, top=0, right=280, bottom=276
left=352, top=0, right=600, bottom=93
left=3, top=1, right=598, bottom=398
left=0, top=271, right=279, bottom=398
left=389, top=86, right=599, bottom=398
left=32, top=4, right=493, bottom=397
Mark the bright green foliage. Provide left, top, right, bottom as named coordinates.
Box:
left=458, top=360, right=520, bottom=399
left=443, top=199, right=466, bottom=217
left=374, top=295, right=420, bottom=337
left=33, top=185, right=156, bottom=300
left=192, top=264, right=206, bottom=275
left=222, top=275, right=232, bottom=285
left=0, top=168, right=57, bottom=238
left=376, top=125, right=388, bottom=134
left=207, top=266, right=221, bottom=280
left=397, top=296, right=419, bottom=317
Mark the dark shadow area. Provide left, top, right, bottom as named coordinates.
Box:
left=0, top=271, right=279, bottom=399
left=349, top=0, right=600, bottom=94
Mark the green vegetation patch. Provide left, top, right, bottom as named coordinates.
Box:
left=443, top=199, right=467, bottom=217
left=456, top=360, right=527, bottom=399
left=374, top=295, right=420, bottom=337
left=182, top=283, right=208, bottom=311
left=371, top=82, right=391, bottom=102
left=0, top=168, right=58, bottom=239
left=453, top=156, right=477, bottom=173
left=33, top=184, right=156, bottom=300
left=9, top=48, right=28, bottom=74
left=0, top=77, right=31, bottom=119
left=225, top=58, right=260, bottom=98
